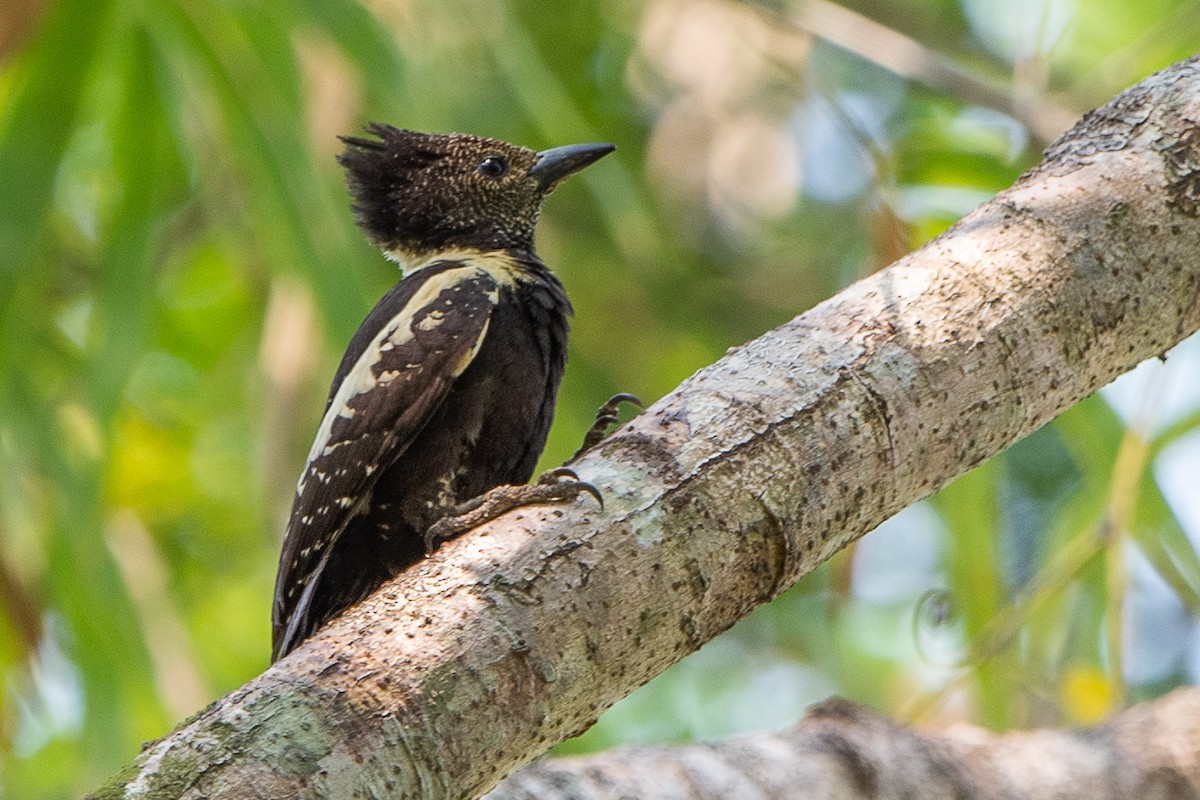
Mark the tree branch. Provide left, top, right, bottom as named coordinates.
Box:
left=90, top=55, right=1200, bottom=799
left=489, top=688, right=1200, bottom=799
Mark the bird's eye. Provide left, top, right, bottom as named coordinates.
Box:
left=478, top=156, right=508, bottom=178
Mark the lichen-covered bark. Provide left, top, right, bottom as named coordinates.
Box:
left=90, top=56, right=1200, bottom=799
left=490, top=688, right=1200, bottom=800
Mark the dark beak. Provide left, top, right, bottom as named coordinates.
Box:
left=529, top=142, right=615, bottom=189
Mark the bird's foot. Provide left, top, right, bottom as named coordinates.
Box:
left=571, top=393, right=642, bottom=460
left=424, top=467, right=603, bottom=554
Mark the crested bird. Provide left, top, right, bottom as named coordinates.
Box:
left=270, top=126, right=615, bottom=661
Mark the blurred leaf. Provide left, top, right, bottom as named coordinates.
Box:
left=295, top=0, right=409, bottom=112
left=141, top=0, right=372, bottom=339
left=931, top=460, right=1007, bottom=727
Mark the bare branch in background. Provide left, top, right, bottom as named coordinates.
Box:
left=491, top=688, right=1200, bottom=799
left=775, top=0, right=1082, bottom=143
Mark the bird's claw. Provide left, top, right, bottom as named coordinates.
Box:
left=604, top=392, right=643, bottom=410
left=538, top=466, right=580, bottom=484
left=573, top=393, right=645, bottom=460
left=424, top=523, right=446, bottom=555
left=424, top=469, right=604, bottom=553
left=578, top=481, right=603, bottom=509
left=538, top=467, right=603, bottom=509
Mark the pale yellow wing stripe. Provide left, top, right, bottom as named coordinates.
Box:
left=297, top=264, right=499, bottom=496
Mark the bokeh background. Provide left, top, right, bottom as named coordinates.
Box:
left=1, top=0, right=1199, bottom=795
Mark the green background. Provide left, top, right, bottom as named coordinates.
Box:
left=1, top=0, right=1199, bottom=794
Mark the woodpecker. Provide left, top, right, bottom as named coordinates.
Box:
left=271, top=126, right=615, bottom=661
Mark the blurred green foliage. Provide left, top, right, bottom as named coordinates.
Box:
left=0, top=0, right=1198, bottom=794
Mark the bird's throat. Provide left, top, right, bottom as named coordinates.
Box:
left=385, top=245, right=538, bottom=287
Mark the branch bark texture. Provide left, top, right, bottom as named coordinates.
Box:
left=93, top=56, right=1200, bottom=799
left=490, top=688, right=1200, bottom=800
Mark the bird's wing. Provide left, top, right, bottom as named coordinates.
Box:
left=271, top=262, right=499, bottom=659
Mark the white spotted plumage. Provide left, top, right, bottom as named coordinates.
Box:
left=297, top=265, right=498, bottom=497
left=272, top=259, right=503, bottom=660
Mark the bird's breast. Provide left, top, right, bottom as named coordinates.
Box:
left=369, top=279, right=569, bottom=534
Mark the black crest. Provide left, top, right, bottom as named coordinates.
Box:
left=337, top=125, right=543, bottom=260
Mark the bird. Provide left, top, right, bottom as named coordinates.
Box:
left=270, top=125, right=617, bottom=662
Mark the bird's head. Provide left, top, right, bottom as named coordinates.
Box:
left=338, top=125, right=614, bottom=270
